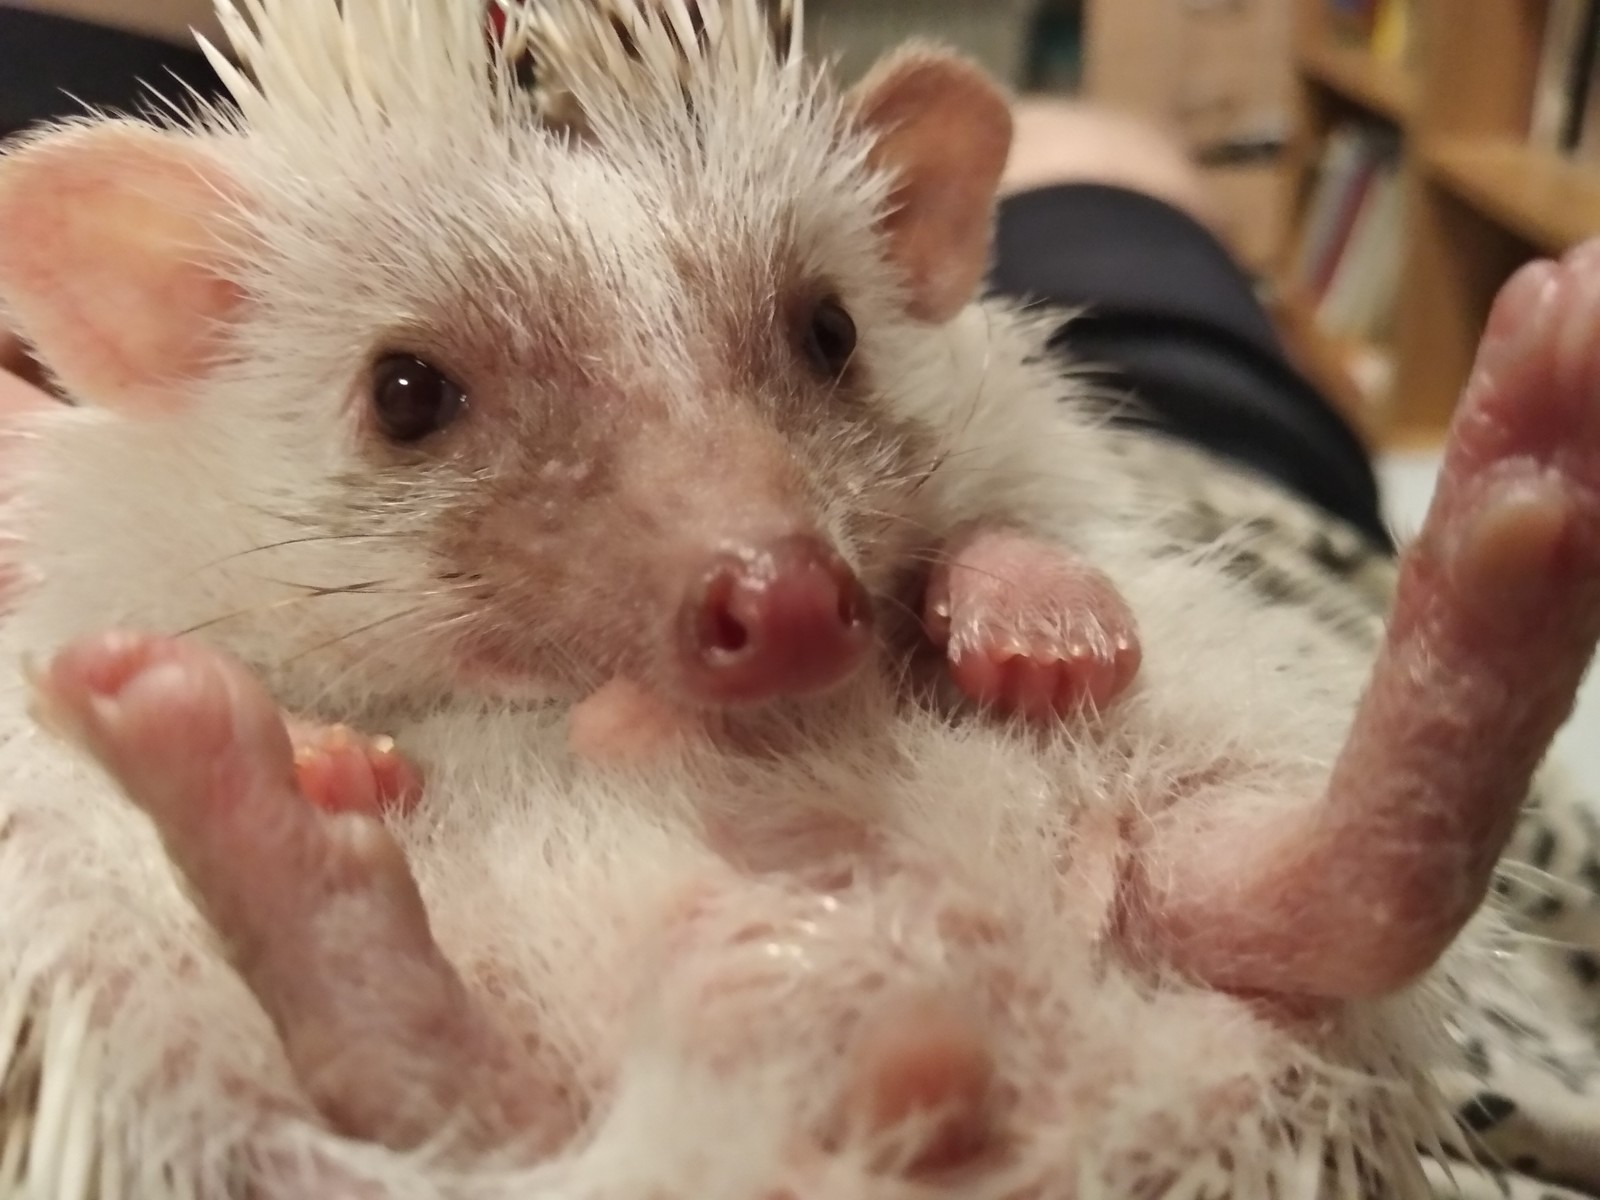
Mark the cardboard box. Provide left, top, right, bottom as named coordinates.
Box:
left=1083, top=0, right=1293, bottom=151
left=805, top=0, right=1046, bottom=86
left=1200, top=158, right=1293, bottom=276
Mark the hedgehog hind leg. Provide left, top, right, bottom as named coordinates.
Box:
left=30, top=630, right=573, bottom=1155
left=1129, top=241, right=1600, bottom=1002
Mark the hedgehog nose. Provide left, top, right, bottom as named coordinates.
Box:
left=681, top=534, right=874, bottom=704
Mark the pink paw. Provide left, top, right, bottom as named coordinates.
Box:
left=1133, top=236, right=1600, bottom=1001
left=286, top=718, right=423, bottom=818
left=27, top=631, right=559, bottom=1153
left=926, top=527, right=1141, bottom=720
left=567, top=678, right=709, bottom=764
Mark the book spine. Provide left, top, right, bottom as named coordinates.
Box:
left=1294, top=130, right=1359, bottom=287
left=1561, top=0, right=1600, bottom=153
left=1370, top=0, right=1411, bottom=63
left=1530, top=0, right=1586, bottom=148
left=1326, top=0, right=1378, bottom=42
left=1318, top=152, right=1400, bottom=335
left=1312, top=135, right=1385, bottom=298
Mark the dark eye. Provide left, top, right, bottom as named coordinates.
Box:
left=803, top=296, right=857, bottom=378
left=370, top=353, right=467, bottom=443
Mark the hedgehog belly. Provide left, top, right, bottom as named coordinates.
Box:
left=306, top=727, right=1458, bottom=1200
left=0, top=695, right=1461, bottom=1200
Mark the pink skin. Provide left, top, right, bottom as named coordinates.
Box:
left=284, top=718, right=425, bottom=819
left=671, top=521, right=1135, bottom=729
left=1131, top=240, right=1600, bottom=999
left=837, top=996, right=996, bottom=1174
left=567, top=678, right=715, bottom=763
left=653, top=882, right=1003, bottom=1175
left=678, top=533, right=875, bottom=706
left=568, top=528, right=1143, bottom=764
left=568, top=534, right=871, bottom=765
left=925, top=527, right=1141, bottom=720
left=27, top=631, right=568, bottom=1155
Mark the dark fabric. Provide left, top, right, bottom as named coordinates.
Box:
left=0, top=7, right=228, bottom=140
left=990, top=182, right=1396, bottom=554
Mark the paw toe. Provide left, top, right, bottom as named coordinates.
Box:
left=290, top=722, right=422, bottom=817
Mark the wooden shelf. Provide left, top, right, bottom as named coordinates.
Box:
left=1284, top=0, right=1589, bottom=447
left=1424, top=137, right=1600, bottom=255
left=1296, top=37, right=1413, bottom=123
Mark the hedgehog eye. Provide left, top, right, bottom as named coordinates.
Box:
left=803, top=296, right=857, bottom=379
left=370, top=353, right=468, bottom=443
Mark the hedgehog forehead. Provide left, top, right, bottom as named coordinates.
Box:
left=225, top=124, right=827, bottom=398
left=571, top=84, right=883, bottom=278
left=242, top=120, right=810, bottom=294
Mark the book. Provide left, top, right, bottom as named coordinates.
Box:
left=1369, top=0, right=1412, bottom=65
left=1568, top=1, right=1600, bottom=153
left=1571, top=4, right=1600, bottom=164
left=1290, top=121, right=1403, bottom=349
left=1530, top=0, right=1590, bottom=149
left=1293, top=124, right=1397, bottom=298
left=1293, top=129, right=1364, bottom=288
left=1312, top=151, right=1383, bottom=297
left=1317, top=160, right=1405, bottom=343
left=1364, top=171, right=1407, bottom=344
left=1326, top=0, right=1379, bottom=42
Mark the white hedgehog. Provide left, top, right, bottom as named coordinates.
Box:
left=0, top=0, right=1595, bottom=1197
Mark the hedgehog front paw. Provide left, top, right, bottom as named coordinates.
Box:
left=926, top=528, right=1141, bottom=721
left=285, top=717, right=424, bottom=819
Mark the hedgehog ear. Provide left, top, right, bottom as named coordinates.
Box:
left=849, top=48, right=1014, bottom=325
left=0, top=122, right=248, bottom=417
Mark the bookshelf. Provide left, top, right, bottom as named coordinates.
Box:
left=1297, top=34, right=1413, bottom=121
left=1284, top=0, right=1600, bottom=447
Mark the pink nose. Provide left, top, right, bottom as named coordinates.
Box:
left=681, top=535, right=874, bottom=704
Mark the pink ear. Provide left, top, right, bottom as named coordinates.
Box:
left=0, top=122, right=247, bottom=416
left=850, top=49, right=1014, bottom=325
